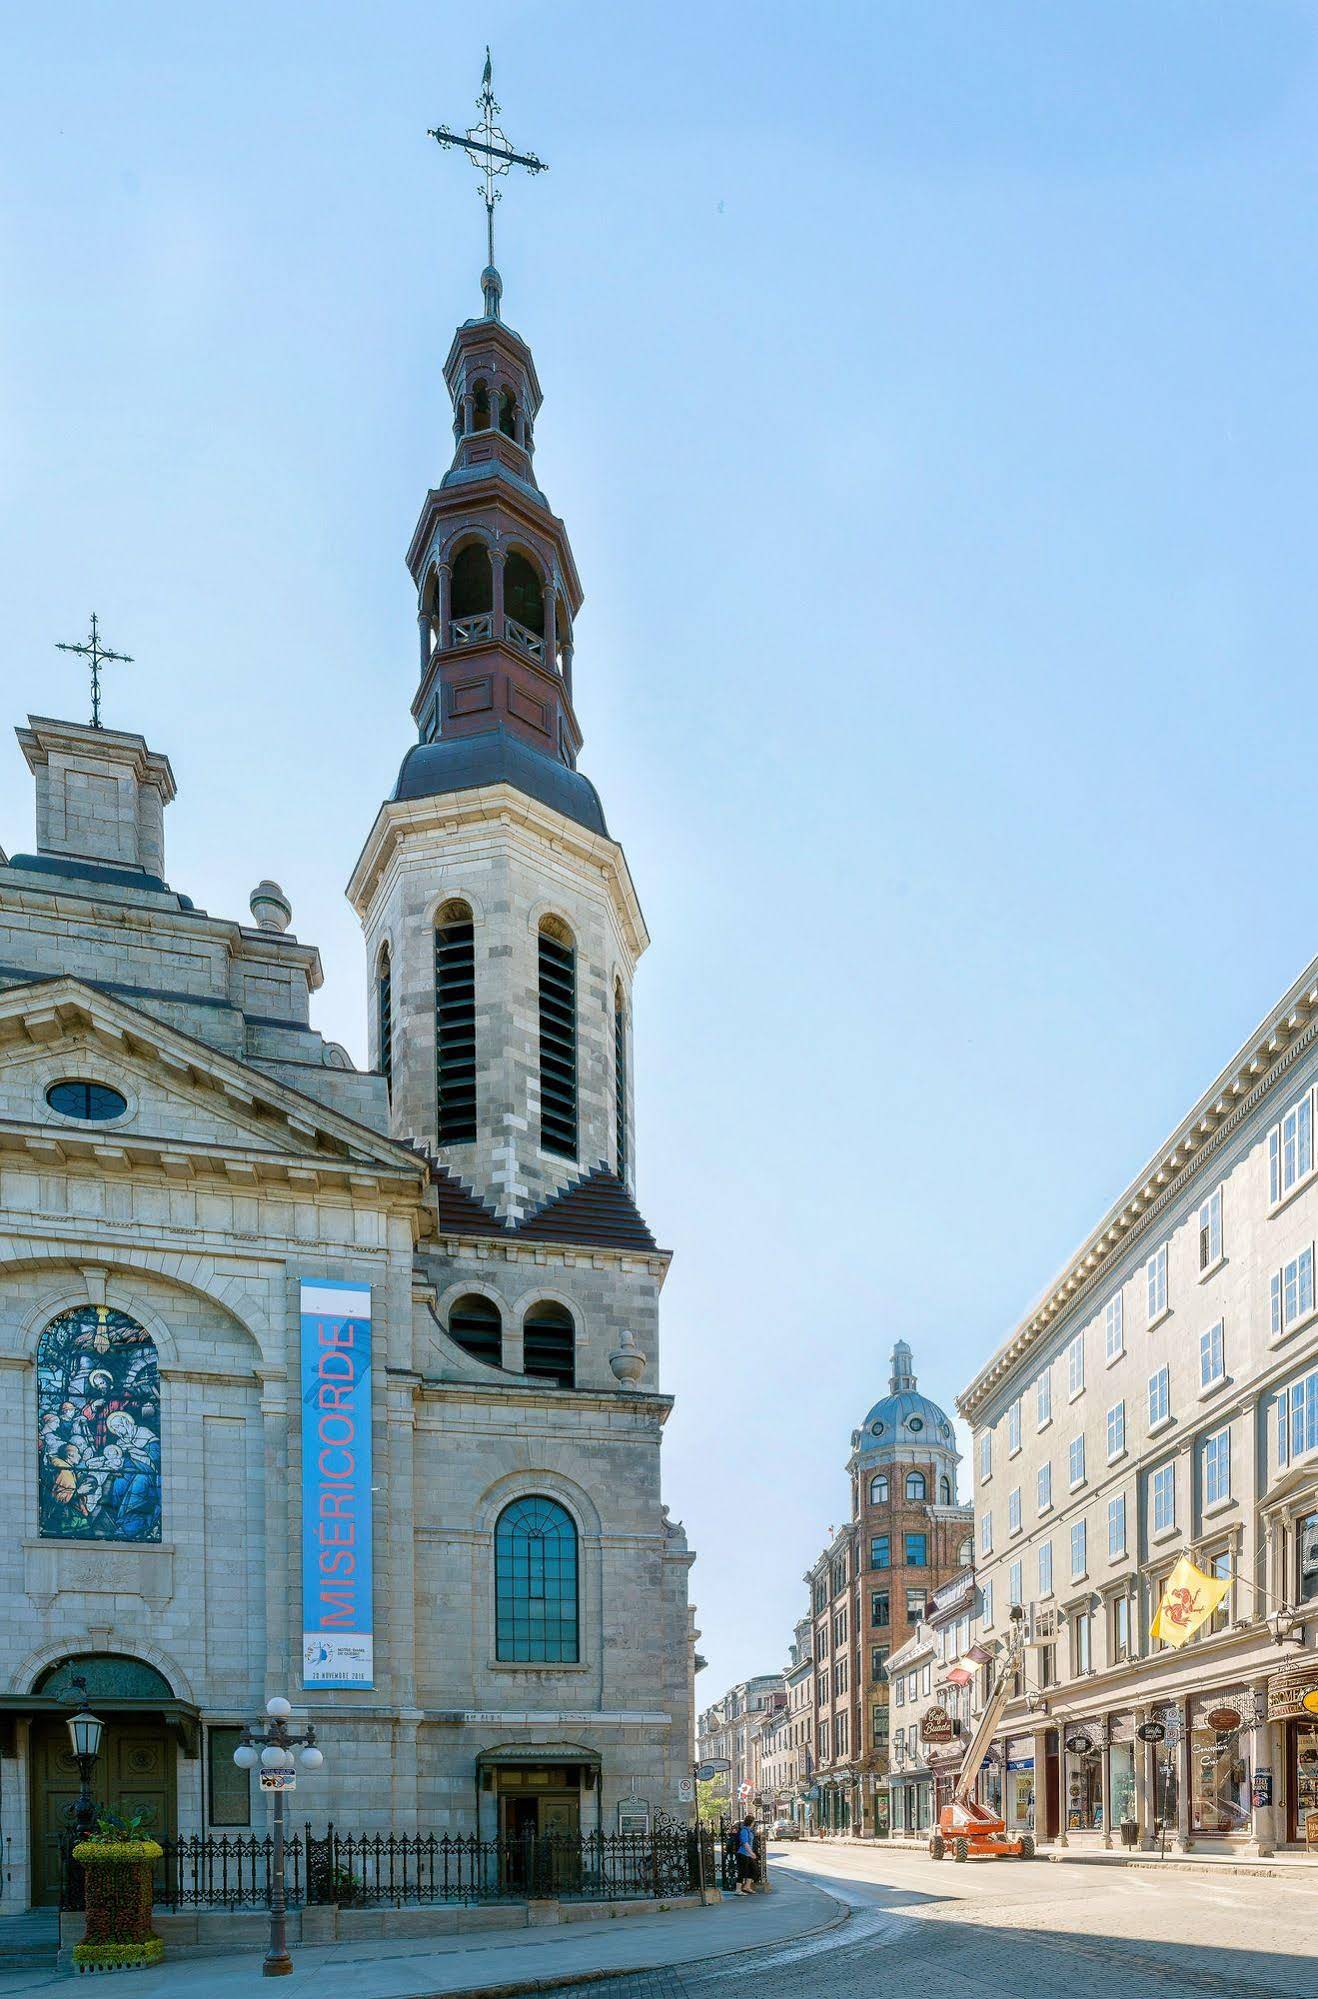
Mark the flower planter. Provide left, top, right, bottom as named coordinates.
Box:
left=71, top=1841, right=164, bottom=1975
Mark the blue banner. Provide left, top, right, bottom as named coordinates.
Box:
left=300, top=1279, right=373, bottom=1688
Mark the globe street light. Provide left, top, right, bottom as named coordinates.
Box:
left=235, top=1697, right=323, bottom=1977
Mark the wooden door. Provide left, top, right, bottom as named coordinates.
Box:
left=29, top=1719, right=175, bottom=1906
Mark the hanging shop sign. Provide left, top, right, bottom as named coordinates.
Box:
left=1303, top=1690, right=1318, bottom=1718
left=300, top=1278, right=374, bottom=1689
left=1205, top=1705, right=1243, bottom=1734
left=1065, top=1733, right=1093, bottom=1755
left=921, top=1706, right=955, bottom=1745
left=1268, top=1661, right=1318, bottom=1720
left=1137, top=1722, right=1166, bottom=1744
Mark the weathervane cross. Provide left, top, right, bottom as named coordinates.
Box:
left=428, top=49, right=547, bottom=318
left=55, top=613, right=133, bottom=730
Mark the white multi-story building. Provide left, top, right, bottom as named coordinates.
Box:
left=960, top=952, right=1318, bottom=1854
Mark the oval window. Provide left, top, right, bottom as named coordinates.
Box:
left=907, top=1416, right=924, bottom=1432
left=46, top=1081, right=127, bottom=1122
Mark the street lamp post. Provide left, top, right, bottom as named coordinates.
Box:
left=65, top=1695, right=106, bottom=1839
left=233, top=1698, right=324, bottom=1978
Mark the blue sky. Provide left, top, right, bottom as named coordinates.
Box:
left=3, top=3, right=1318, bottom=1697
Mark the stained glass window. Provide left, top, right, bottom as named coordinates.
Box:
left=494, top=1496, right=579, bottom=1662
left=36, top=1307, right=161, bottom=1542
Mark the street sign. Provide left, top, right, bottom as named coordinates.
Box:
left=1136, top=1722, right=1165, bottom=1744
left=259, top=1768, right=296, bottom=1792
left=697, top=1758, right=731, bottom=1777
left=677, top=1776, right=695, bottom=1804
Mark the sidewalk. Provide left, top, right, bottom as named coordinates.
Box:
left=814, top=1831, right=1318, bottom=1880
left=0, top=1874, right=846, bottom=1999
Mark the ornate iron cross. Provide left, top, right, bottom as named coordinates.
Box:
left=55, top=613, right=133, bottom=730
left=428, top=50, right=547, bottom=291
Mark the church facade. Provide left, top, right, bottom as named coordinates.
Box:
left=0, top=260, right=693, bottom=1909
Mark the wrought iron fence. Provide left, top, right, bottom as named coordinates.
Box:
left=62, top=1821, right=732, bottom=1913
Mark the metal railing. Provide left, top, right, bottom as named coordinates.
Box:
left=63, top=1822, right=730, bottom=1912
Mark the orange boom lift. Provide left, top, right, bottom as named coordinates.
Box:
left=930, top=1606, right=1036, bottom=1862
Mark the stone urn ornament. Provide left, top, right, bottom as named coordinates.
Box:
left=608, top=1330, right=647, bottom=1385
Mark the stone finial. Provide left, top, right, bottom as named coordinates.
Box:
left=608, top=1329, right=647, bottom=1386
left=249, top=879, right=292, bottom=933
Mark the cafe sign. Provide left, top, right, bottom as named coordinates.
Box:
left=1205, top=1705, right=1242, bottom=1734
left=1065, top=1733, right=1093, bottom=1755
left=1136, top=1721, right=1165, bottom=1744
left=921, top=1706, right=955, bottom=1745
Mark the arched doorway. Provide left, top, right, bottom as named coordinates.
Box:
left=29, top=1656, right=177, bottom=1906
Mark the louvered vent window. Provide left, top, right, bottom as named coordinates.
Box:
left=447, top=1294, right=502, bottom=1367
left=538, top=925, right=578, bottom=1158
left=613, top=983, right=627, bottom=1181
left=377, top=951, right=393, bottom=1098
left=435, top=906, right=477, bottom=1142
left=523, top=1303, right=575, bottom=1389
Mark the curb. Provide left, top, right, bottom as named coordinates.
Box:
left=1046, top=1852, right=1318, bottom=1881
left=410, top=1883, right=854, bottom=1999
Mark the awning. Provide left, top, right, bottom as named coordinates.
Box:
left=0, top=1695, right=200, bottom=1757
left=475, top=1742, right=601, bottom=1767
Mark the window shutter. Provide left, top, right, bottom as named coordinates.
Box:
left=539, top=932, right=578, bottom=1157
left=435, top=914, right=477, bottom=1142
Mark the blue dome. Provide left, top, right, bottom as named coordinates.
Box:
left=857, top=1342, right=956, bottom=1453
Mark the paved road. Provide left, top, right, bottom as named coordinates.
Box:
left=572, top=1842, right=1318, bottom=1999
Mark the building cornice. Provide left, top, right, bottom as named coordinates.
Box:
left=958, top=955, right=1318, bottom=1423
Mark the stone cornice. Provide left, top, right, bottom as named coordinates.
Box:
left=345, top=784, right=648, bottom=963
left=958, top=956, right=1318, bottom=1424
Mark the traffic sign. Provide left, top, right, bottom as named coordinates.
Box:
left=259, top=1768, right=296, bottom=1792
left=677, top=1776, right=695, bottom=1804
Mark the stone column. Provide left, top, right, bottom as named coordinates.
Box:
left=257, top=1364, right=293, bottom=1698
left=1056, top=1732, right=1069, bottom=1846
left=417, top=608, right=431, bottom=676
left=1175, top=1696, right=1192, bottom=1851
left=437, top=564, right=452, bottom=646
left=461, top=391, right=474, bottom=434
left=1250, top=1677, right=1275, bottom=1856
left=491, top=549, right=505, bottom=635
left=1134, top=1706, right=1153, bottom=1848
left=543, top=587, right=557, bottom=674
left=1100, top=1720, right=1113, bottom=1849
left=560, top=634, right=574, bottom=699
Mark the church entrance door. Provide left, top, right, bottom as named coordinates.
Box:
left=29, top=1718, right=176, bottom=1907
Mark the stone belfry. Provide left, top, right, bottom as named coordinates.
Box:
left=347, top=85, right=647, bottom=1239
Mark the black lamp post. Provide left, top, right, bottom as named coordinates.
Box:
left=233, top=1698, right=323, bottom=1978
left=65, top=1698, right=106, bottom=1839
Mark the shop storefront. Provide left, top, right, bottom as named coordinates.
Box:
left=1269, top=1657, right=1318, bottom=1845
left=1189, top=1689, right=1253, bottom=1837
left=1108, top=1715, right=1137, bottom=1835
left=1065, top=1728, right=1103, bottom=1832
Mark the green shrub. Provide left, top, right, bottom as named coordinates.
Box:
left=71, top=1837, right=162, bottom=1966
left=73, top=1937, right=165, bottom=1973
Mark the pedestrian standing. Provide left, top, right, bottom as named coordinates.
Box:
left=734, top=1814, right=759, bottom=1893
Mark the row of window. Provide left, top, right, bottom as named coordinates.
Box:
left=870, top=1586, right=928, bottom=1627
left=866, top=1469, right=954, bottom=1506
left=870, top=1532, right=928, bottom=1569
left=376, top=914, right=629, bottom=1169
left=892, top=1662, right=933, bottom=1707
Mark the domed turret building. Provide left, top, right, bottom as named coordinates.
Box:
left=804, top=1342, right=973, bottom=1835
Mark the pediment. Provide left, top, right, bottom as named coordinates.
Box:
left=0, top=978, right=422, bottom=1190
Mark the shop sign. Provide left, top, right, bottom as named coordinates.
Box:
left=1205, top=1705, right=1242, bottom=1733
left=1268, top=1662, right=1318, bottom=1721
left=1006, top=1757, right=1035, bottom=1772
left=921, top=1706, right=955, bottom=1744
left=1137, top=1721, right=1165, bottom=1744
left=1303, top=1690, right=1318, bottom=1718
left=1065, top=1733, right=1093, bottom=1755
left=1252, top=1768, right=1273, bottom=1808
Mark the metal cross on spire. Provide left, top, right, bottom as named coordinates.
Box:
left=55, top=613, right=133, bottom=730
left=428, top=49, right=547, bottom=320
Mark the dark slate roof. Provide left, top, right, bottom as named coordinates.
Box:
left=393, top=729, right=608, bottom=838
left=432, top=1164, right=505, bottom=1235
left=1, top=852, right=197, bottom=909
left=516, top=1165, right=661, bottom=1254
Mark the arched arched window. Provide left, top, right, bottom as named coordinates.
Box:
left=36, top=1307, right=161, bottom=1543
left=451, top=542, right=494, bottom=630
left=504, top=552, right=544, bottom=638
left=939, top=1475, right=952, bottom=1506
left=447, top=1294, right=502, bottom=1368
left=538, top=917, right=577, bottom=1158
left=495, top=1496, right=579, bottom=1661
left=905, top=1471, right=926, bottom=1502
left=869, top=1474, right=888, bottom=1505
left=522, top=1303, right=575, bottom=1389
left=435, top=900, right=477, bottom=1142
left=472, top=380, right=491, bottom=431
left=498, top=388, right=517, bottom=438
left=613, top=980, right=628, bottom=1181
left=958, top=1539, right=973, bottom=1566
left=376, top=945, right=392, bottom=1098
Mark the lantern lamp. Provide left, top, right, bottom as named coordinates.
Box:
left=265, top=1696, right=292, bottom=1719
left=233, top=1743, right=260, bottom=1770
left=298, top=1745, right=324, bottom=1771
left=67, top=1708, right=105, bottom=1762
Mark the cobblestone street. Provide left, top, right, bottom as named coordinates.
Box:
left=574, top=1845, right=1318, bottom=1999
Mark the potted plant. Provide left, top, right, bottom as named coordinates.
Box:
left=71, top=1809, right=163, bottom=1974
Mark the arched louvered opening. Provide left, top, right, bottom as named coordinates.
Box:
left=613, top=980, right=628, bottom=1181
left=447, top=1293, right=502, bottom=1368
left=498, top=388, right=517, bottom=438
left=538, top=918, right=577, bottom=1158
left=869, top=1474, right=888, bottom=1505
left=472, top=380, right=491, bottom=431
left=905, top=1471, right=927, bottom=1502
left=522, top=1302, right=575, bottom=1389
left=504, top=552, right=544, bottom=636
left=376, top=946, right=393, bottom=1099
left=435, top=900, right=477, bottom=1143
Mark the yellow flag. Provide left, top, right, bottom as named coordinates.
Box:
left=1150, top=1557, right=1230, bottom=1649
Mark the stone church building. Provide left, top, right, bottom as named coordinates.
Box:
left=0, top=257, right=694, bottom=1908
